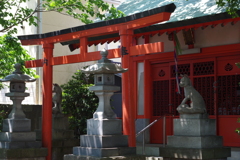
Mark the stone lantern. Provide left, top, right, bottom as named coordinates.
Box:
left=0, top=63, right=36, bottom=131
left=81, top=49, right=128, bottom=120
left=67, top=49, right=136, bottom=159
left=0, top=64, right=48, bottom=159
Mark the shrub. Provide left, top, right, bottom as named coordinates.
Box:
left=61, top=70, right=98, bottom=138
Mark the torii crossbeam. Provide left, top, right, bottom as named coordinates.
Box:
left=18, top=3, right=176, bottom=160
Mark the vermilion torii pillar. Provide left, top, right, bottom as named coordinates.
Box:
left=17, top=3, right=175, bottom=159
left=42, top=43, right=54, bottom=160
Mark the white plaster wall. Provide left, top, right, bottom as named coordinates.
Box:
left=0, top=0, right=39, bottom=105
left=194, top=23, right=240, bottom=48
left=147, top=22, right=240, bottom=53
left=41, top=10, right=96, bottom=86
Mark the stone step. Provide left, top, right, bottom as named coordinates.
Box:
left=0, top=141, right=42, bottom=149
left=80, top=135, right=128, bottom=148
left=73, top=146, right=136, bottom=157
left=64, top=154, right=145, bottom=160
left=136, top=145, right=161, bottom=156
left=0, top=132, right=36, bottom=142
left=160, top=147, right=231, bottom=160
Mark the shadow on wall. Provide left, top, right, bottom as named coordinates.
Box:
left=110, top=75, right=122, bottom=118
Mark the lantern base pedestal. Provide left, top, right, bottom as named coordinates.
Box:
left=0, top=117, right=47, bottom=159
left=2, top=118, right=31, bottom=132
left=64, top=118, right=136, bottom=159
left=87, top=118, right=122, bottom=135
left=160, top=113, right=231, bottom=160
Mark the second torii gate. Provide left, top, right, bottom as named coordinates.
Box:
left=18, top=3, right=176, bottom=160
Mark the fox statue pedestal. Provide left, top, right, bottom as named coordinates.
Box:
left=160, top=113, right=231, bottom=160
left=160, top=75, right=231, bottom=160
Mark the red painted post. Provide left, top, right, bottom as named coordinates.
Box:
left=119, top=29, right=136, bottom=147
left=42, top=43, right=54, bottom=160
left=80, top=37, right=88, bottom=56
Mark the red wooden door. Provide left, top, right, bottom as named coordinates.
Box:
left=150, top=63, right=173, bottom=143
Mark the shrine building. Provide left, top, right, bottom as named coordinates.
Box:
left=17, top=0, right=240, bottom=159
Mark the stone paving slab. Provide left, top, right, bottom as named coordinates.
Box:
left=160, top=147, right=231, bottom=160
left=73, top=147, right=136, bottom=157
left=64, top=154, right=146, bottom=160
left=0, top=157, right=45, bottom=160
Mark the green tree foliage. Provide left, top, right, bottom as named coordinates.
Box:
left=0, top=34, right=38, bottom=89
left=216, top=0, right=240, bottom=17
left=235, top=117, right=240, bottom=134
left=0, top=0, right=124, bottom=34
left=0, top=104, right=11, bottom=131
left=61, top=70, right=98, bottom=137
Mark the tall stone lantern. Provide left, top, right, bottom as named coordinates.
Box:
left=67, top=49, right=136, bottom=158
left=0, top=63, right=48, bottom=159
left=0, top=63, right=36, bottom=131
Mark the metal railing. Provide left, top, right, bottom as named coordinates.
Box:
left=135, top=116, right=166, bottom=155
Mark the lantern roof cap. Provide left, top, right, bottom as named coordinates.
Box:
left=0, top=63, right=36, bottom=83
left=81, top=49, right=128, bottom=74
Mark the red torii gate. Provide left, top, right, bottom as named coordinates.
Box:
left=18, top=3, right=176, bottom=160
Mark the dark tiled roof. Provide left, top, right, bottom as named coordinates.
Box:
left=117, top=0, right=226, bottom=23
left=17, top=3, right=176, bottom=41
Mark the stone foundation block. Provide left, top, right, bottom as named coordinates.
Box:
left=0, top=132, right=36, bottom=142
left=52, top=139, right=79, bottom=147
left=160, top=147, right=231, bottom=160
left=36, top=129, right=74, bottom=140
left=0, top=148, right=48, bottom=159
left=174, top=118, right=216, bottom=136
left=73, top=147, right=135, bottom=157
left=2, top=119, right=31, bottom=132
left=80, top=135, right=128, bottom=148
left=167, top=135, right=223, bottom=148
left=39, top=117, right=69, bottom=130
left=87, top=119, right=122, bottom=135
